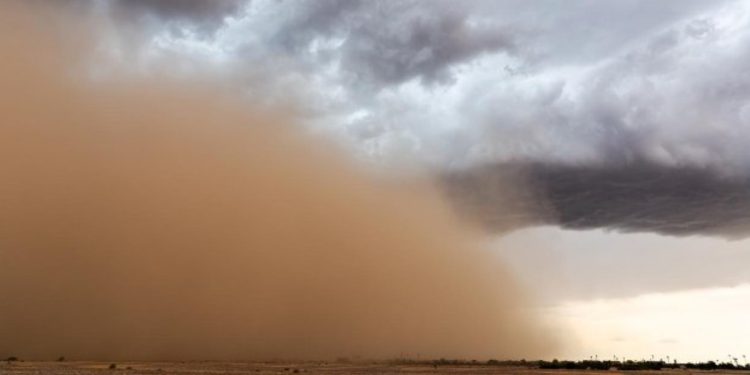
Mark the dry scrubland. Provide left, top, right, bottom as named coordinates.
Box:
left=2, top=362, right=750, bottom=375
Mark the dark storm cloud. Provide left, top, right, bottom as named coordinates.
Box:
left=456, top=2, right=750, bottom=173
left=111, top=0, right=246, bottom=33
left=441, top=162, right=750, bottom=238
left=267, top=0, right=364, bottom=50
left=335, top=2, right=514, bottom=86
left=234, top=0, right=516, bottom=88
left=64, top=0, right=750, bottom=239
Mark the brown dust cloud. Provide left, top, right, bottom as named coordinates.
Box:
left=0, top=2, right=554, bottom=361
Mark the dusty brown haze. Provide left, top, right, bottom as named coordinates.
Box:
left=0, top=2, right=553, bottom=361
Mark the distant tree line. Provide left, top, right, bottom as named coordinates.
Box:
left=390, top=358, right=750, bottom=371
left=537, top=359, right=748, bottom=371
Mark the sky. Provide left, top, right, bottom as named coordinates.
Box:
left=497, top=228, right=750, bottom=361
left=111, top=0, right=750, bottom=172
left=16, top=0, right=750, bottom=361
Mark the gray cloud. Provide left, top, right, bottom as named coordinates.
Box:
left=74, top=0, right=750, bottom=238
left=110, top=0, right=246, bottom=34
left=321, top=0, right=750, bottom=174
left=231, top=0, right=516, bottom=89
left=444, top=1, right=750, bottom=173
left=336, top=2, right=514, bottom=87
left=442, top=161, right=750, bottom=238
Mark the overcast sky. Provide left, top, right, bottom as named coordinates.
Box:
left=90, top=0, right=750, bottom=238
left=99, top=0, right=750, bottom=171
left=82, top=0, right=750, bottom=361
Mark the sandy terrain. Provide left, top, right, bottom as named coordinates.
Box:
left=2, top=362, right=750, bottom=375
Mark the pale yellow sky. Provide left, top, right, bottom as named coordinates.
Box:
left=543, top=284, right=750, bottom=363
left=493, top=228, right=750, bottom=362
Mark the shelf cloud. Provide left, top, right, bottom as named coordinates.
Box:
left=442, top=161, right=750, bottom=238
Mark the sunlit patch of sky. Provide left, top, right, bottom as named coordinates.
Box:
left=542, top=283, right=750, bottom=362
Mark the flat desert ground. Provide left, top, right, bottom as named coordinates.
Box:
left=2, top=362, right=749, bottom=375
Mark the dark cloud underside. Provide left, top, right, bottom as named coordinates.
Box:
left=111, top=0, right=245, bottom=32
left=442, top=162, right=750, bottom=238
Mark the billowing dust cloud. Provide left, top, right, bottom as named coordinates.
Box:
left=0, top=2, right=552, bottom=361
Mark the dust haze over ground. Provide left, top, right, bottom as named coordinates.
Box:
left=5, top=361, right=750, bottom=375
left=0, top=2, right=553, bottom=361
